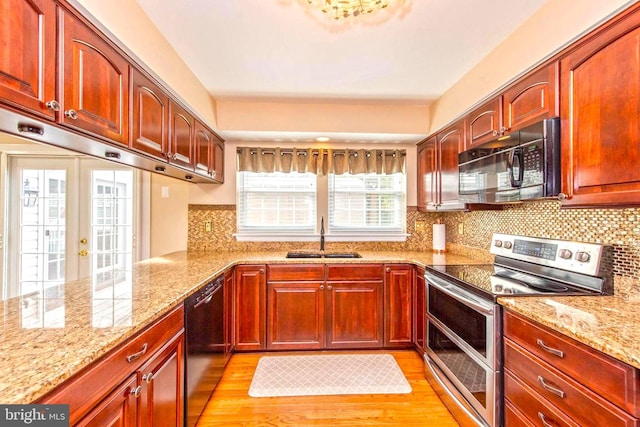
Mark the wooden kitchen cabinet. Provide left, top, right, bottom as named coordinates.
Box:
left=60, top=8, right=129, bottom=145
left=267, top=264, right=326, bottom=350
left=212, top=141, right=224, bottom=182
left=130, top=68, right=169, bottom=159
left=504, top=310, right=640, bottom=426
left=194, top=120, right=213, bottom=178
left=0, top=0, right=57, bottom=120
left=414, top=266, right=425, bottom=353
left=417, top=136, right=437, bottom=211
left=40, top=305, right=184, bottom=426
left=467, top=98, right=501, bottom=149
left=560, top=4, right=640, bottom=207
left=326, top=264, right=384, bottom=349
left=384, top=264, right=413, bottom=348
left=168, top=100, right=194, bottom=171
left=234, top=265, right=266, bottom=351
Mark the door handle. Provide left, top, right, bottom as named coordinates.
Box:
left=78, top=249, right=88, bottom=257
left=80, top=238, right=87, bottom=244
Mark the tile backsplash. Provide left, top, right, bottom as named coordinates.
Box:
left=188, top=200, right=640, bottom=296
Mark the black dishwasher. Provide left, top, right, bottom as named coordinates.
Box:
left=184, top=275, right=225, bottom=427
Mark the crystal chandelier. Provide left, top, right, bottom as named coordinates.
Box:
left=307, top=0, right=391, bottom=20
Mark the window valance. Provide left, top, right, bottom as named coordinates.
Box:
left=236, top=147, right=406, bottom=175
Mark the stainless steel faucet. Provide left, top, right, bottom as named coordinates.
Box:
left=320, top=216, right=325, bottom=251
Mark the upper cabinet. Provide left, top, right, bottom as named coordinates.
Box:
left=560, top=5, right=640, bottom=207
left=130, top=68, right=169, bottom=159
left=0, top=0, right=224, bottom=183
left=417, top=121, right=467, bottom=211
left=0, top=0, right=57, bottom=120
left=466, top=62, right=558, bottom=150
left=60, top=9, right=129, bottom=144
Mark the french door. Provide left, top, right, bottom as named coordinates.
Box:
left=7, top=157, right=138, bottom=313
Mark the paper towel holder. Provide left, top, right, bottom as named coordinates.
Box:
left=432, top=219, right=446, bottom=254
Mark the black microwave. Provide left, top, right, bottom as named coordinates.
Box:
left=458, top=117, right=560, bottom=203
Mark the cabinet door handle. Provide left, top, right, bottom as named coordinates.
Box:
left=142, top=373, right=153, bottom=384
left=538, top=411, right=559, bottom=427
left=46, top=100, right=61, bottom=111
left=386, top=267, right=391, bottom=273
left=260, top=269, right=265, bottom=274
left=537, top=375, right=565, bottom=398
left=130, top=385, right=142, bottom=398
left=64, top=109, right=78, bottom=120
left=126, top=343, right=148, bottom=363
left=327, top=285, right=333, bottom=290
left=537, top=339, right=565, bottom=358
left=319, top=285, right=324, bottom=290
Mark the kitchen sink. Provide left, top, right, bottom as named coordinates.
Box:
left=285, top=251, right=362, bottom=259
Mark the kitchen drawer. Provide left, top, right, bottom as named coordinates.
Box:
left=505, top=338, right=638, bottom=427
left=327, top=263, right=383, bottom=281
left=40, top=304, right=184, bottom=423
left=268, top=264, right=325, bottom=281
left=504, top=310, right=640, bottom=416
left=505, top=370, right=582, bottom=427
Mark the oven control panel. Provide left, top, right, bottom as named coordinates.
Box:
left=490, top=233, right=604, bottom=276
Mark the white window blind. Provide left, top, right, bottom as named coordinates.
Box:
left=329, top=173, right=406, bottom=234
left=237, top=171, right=316, bottom=233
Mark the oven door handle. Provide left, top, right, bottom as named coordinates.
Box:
left=425, top=272, right=495, bottom=315
left=424, top=355, right=490, bottom=427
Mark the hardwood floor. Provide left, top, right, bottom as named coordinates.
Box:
left=196, top=350, right=460, bottom=426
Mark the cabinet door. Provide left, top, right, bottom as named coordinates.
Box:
left=0, top=0, right=56, bottom=120
left=437, top=121, right=466, bottom=210
left=267, top=282, right=325, bottom=350
left=502, top=62, right=558, bottom=133
left=194, top=120, right=212, bottom=177
left=60, top=10, right=129, bottom=144
left=130, top=68, right=168, bottom=159
left=417, top=137, right=437, bottom=211
left=168, top=100, right=194, bottom=170
left=467, top=98, right=500, bottom=149
left=234, top=265, right=266, bottom=351
left=414, top=267, right=425, bottom=353
left=212, top=141, right=224, bottom=183
left=75, top=374, right=138, bottom=427
left=224, top=269, right=234, bottom=360
left=560, top=10, right=640, bottom=207
left=384, top=265, right=413, bottom=348
left=326, top=281, right=383, bottom=349
left=139, top=332, right=184, bottom=427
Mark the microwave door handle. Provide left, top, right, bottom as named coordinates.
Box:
left=509, top=148, right=524, bottom=188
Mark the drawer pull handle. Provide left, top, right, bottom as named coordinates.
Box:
left=537, top=339, right=565, bottom=358
left=538, top=411, right=559, bottom=427
left=126, top=343, right=148, bottom=362
left=538, top=375, right=565, bottom=398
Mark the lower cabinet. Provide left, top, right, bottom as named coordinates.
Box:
left=40, top=305, right=184, bottom=426
left=384, top=264, right=413, bottom=348
left=504, top=309, right=640, bottom=427
left=266, top=263, right=386, bottom=350
left=234, top=264, right=267, bottom=351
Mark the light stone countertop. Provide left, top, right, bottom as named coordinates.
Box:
left=0, top=250, right=483, bottom=404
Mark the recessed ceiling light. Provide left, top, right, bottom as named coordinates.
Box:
left=316, top=136, right=330, bottom=142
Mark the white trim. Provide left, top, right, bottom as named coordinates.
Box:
left=234, top=232, right=409, bottom=242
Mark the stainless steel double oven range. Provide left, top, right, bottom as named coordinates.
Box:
left=423, top=233, right=612, bottom=427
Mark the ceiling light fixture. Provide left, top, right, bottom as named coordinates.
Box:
left=307, top=0, right=390, bottom=20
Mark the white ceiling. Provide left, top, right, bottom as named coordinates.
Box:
left=135, top=0, right=549, bottom=141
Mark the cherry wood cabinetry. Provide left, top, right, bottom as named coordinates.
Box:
left=234, top=265, right=267, bottom=351
left=60, top=9, right=129, bottom=144
left=414, top=266, right=425, bottom=353
left=417, top=136, right=437, bottom=211
left=168, top=100, right=194, bottom=171
left=384, top=264, right=413, bottom=348
left=560, top=5, right=640, bottom=207
left=40, top=305, right=184, bottom=426
left=130, top=68, right=168, bottom=159
left=326, top=264, right=384, bottom=349
left=0, top=0, right=57, bottom=120
left=504, top=310, right=640, bottom=427
left=194, top=120, right=224, bottom=183
left=466, top=64, right=557, bottom=150
left=266, top=264, right=326, bottom=350
left=212, top=141, right=224, bottom=182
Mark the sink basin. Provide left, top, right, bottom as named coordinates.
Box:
left=285, top=252, right=362, bottom=259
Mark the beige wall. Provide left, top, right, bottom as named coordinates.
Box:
left=71, top=0, right=218, bottom=129
left=429, top=0, right=636, bottom=132
left=150, top=174, right=189, bottom=256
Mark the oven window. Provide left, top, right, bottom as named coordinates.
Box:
left=429, top=321, right=487, bottom=406
left=428, top=285, right=487, bottom=356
